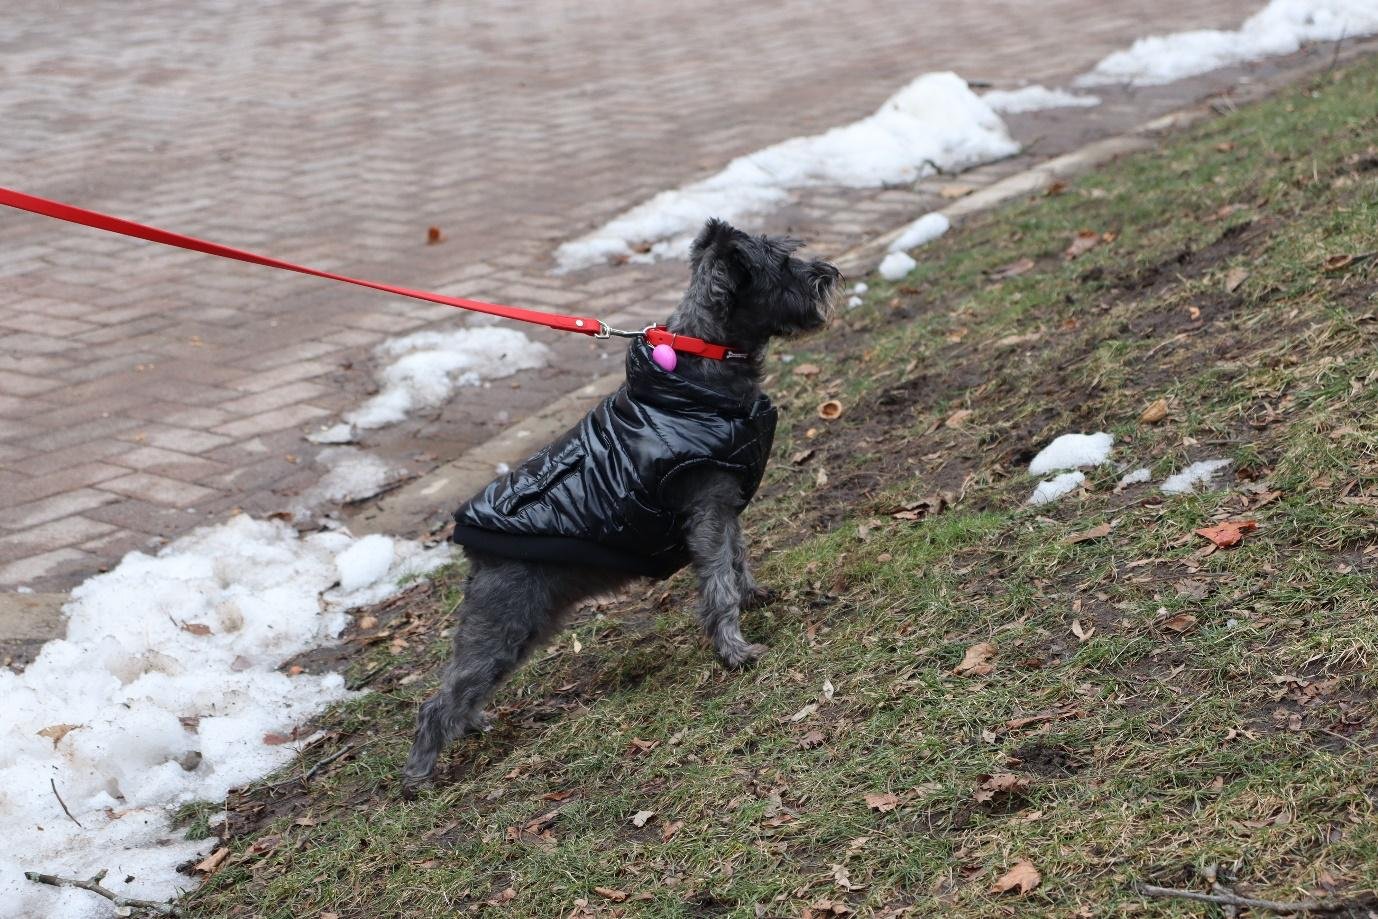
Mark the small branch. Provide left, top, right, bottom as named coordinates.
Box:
left=49, top=778, right=83, bottom=828
left=305, top=741, right=360, bottom=781
left=1139, top=882, right=1334, bottom=914
left=24, top=869, right=183, bottom=916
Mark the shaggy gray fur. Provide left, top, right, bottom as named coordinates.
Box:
left=402, top=219, right=839, bottom=791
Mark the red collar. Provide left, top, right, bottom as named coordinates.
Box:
left=642, top=326, right=750, bottom=362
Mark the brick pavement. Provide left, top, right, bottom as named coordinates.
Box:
left=0, top=0, right=1277, bottom=590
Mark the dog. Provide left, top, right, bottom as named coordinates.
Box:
left=402, top=219, right=840, bottom=790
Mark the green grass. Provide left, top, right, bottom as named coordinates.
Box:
left=188, top=58, right=1378, bottom=917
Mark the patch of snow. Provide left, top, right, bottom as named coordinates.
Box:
left=0, top=516, right=450, bottom=918
left=1116, top=467, right=1153, bottom=490
left=555, top=72, right=1018, bottom=270
left=306, top=422, right=356, bottom=445
left=345, top=327, right=550, bottom=430
left=15, top=586, right=32, bottom=595
left=878, top=251, right=917, bottom=281
left=1028, top=471, right=1087, bottom=506
left=887, top=212, right=950, bottom=253
left=983, top=85, right=1101, bottom=113
left=1078, top=0, right=1378, bottom=87
left=300, top=447, right=394, bottom=510
left=335, top=534, right=395, bottom=593
left=1028, top=432, right=1115, bottom=476
left=1160, top=458, right=1231, bottom=494
left=852, top=282, right=868, bottom=295
left=846, top=296, right=863, bottom=309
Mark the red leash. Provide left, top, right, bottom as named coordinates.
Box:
left=0, top=186, right=746, bottom=362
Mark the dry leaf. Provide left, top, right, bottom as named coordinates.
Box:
left=794, top=363, right=821, bottom=376
left=953, top=642, right=996, bottom=677
left=594, top=887, right=628, bottom=902
left=661, top=820, right=684, bottom=842
left=945, top=408, right=973, bottom=428
left=195, top=847, right=229, bottom=874
left=1161, top=613, right=1198, bottom=634
left=973, top=773, right=1031, bottom=803
left=1063, top=230, right=1102, bottom=260
left=181, top=622, right=212, bottom=636
left=357, top=614, right=378, bottom=630
left=939, top=183, right=976, bottom=199
left=1224, top=267, right=1249, bottom=292
left=799, top=729, right=826, bottom=749
left=817, top=399, right=844, bottom=421
left=993, top=331, right=1042, bottom=348
left=1323, top=253, right=1355, bottom=271
left=426, top=226, right=443, bottom=244
left=1195, top=519, right=1258, bottom=548
left=990, top=257, right=1036, bottom=279
left=791, top=448, right=815, bottom=465
left=790, top=703, right=819, bottom=722
left=1140, top=398, right=1169, bottom=424
left=262, top=732, right=291, bottom=746
left=991, top=860, right=1041, bottom=895
left=865, top=792, right=900, bottom=813
left=1064, top=522, right=1111, bottom=544
left=1071, top=619, right=1094, bottom=642
left=630, top=810, right=654, bottom=827
left=815, top=466, right=829, bottom=487
left=37, top=723, right=82, bottom=746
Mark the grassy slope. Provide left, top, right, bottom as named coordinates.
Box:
left=189, top=58, right=1378, bottom=918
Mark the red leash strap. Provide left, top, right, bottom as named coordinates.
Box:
left=0, top=185, right=742, bottom=359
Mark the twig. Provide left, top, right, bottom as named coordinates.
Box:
left=49, top=778, right=83, bottom=828
left=1139, top=882, right=1333, bottom=914
left=305, top=741, right=363, bottom=781
left=24, top=868, right=183, bottom=916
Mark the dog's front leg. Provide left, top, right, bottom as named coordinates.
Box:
left=731, top=529, right=774, bottom=610
left=685, top=499, right=766, bottom=668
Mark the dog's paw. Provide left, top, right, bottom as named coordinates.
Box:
left=399, top=773, right=433, bottom=800
left=719, top=641, right=769, bottom=669
left=741, top=585, right=777, bottom=610
left=467, top=711, right=494, bottom=734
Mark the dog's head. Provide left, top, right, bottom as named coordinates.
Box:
left=674, top=219, right=840, bottom=353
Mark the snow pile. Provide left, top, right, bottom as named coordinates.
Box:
left=1116, top=467, right=1153, bottom=490
left=983, top=85, right=1101, bottom=113
left=555, top=72, right=1018, bottom=270
left=1079, top=0, right=1378, bottom=87
left=1028, top=432, right=1115, bottom=475
left=878, top=251, right=918, bottom=281
left=888, top=212, right=951, bottom=253
left=346, top=326, right=551, bottom=430
left=0, top=516, right=449, bottom=918
left=306, top=422, right=356, bottom=445
left=1160, top=458, right=1231, bottom=494
left=1028, top=471, right=1086, bottom=506
left=299, top=447, right=394, bottom=511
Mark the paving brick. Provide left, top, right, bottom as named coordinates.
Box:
left=0, top=515, right=116, bottom=556
left=0, top=489, right=120, bottom=531
left=211, top=403, right=330, bottom=438
left=99, top=473, right=219, bottom=506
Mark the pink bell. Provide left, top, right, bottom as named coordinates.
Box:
left=651, top=342, right=678, bottom=372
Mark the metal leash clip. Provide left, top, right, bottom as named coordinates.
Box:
left=595, top=322, right=654, bottom=340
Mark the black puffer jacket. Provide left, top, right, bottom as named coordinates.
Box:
left=452, top=341, right=777, bottom=578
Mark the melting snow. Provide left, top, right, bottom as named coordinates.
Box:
left=1028, top=433, right=1115, bottom=476
left=983, top=85, right=1101, bottom=113
left=0, top=516, right=449, bottom=918
left=345, top=326, right=550, bottom=430
left=1160, top=458, right=1232, bottom=494
left=1079, top=0, right=1378, bottom=87
left=297, top=447, right=395, bottom=514
left=1117, top=467, right=1153, bottom=490
left=555, top=72, right=1017, bottom=270
left=1028, top=471, right=1087, bottom=506
left=878, top=252, right=917, bottom=281
left=888, top=212, right=951, bottom=253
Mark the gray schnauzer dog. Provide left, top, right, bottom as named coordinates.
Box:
left=402, top=219, right=840, bottom=790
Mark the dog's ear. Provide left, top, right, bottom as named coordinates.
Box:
left=689, top=219, right=748, bottom=314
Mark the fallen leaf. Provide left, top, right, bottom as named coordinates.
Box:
left=993, top=331, right=1042, bottom=348
left=815, top=466, right=829, bottom=487
left=1071, top=619, right=1094, bottom=642
left=1323, top=253, right=1355, bottom=271
left=661, top=820, right=684, bottom=842
left=631, top=810, right=654, bottom=827
left=990, top=257, right=1036, bottom=279
left=37, top=724, right=82, bottom=746
left=1064, top=522, right=1111, bottom=544
left=864, top=792, right=900, bottom=813
left=487, top=887, right=516, bottom=905
left=939, top=183, right=976, bottom=199
left=790, top=448, right=815, bottom=465
left=790, top=702, right=819, bottom=722
left=953, top=642, right=996, bottom=677
left=427, top=226, right=443, bottom=244
left=945, top=408, right=974, bottom=428
left=195, top=847, right=229, bottom=874
left=799, top=729, right=826, bottom=749
left=357, top=614, right=378, bottom=630
left=1194, top=519, right=1258, bottom=548
left=817, top=399, right=844, bottom=421
left=262, top=732, right=291, bottom=745
left=973, top=773, right=1031, bottom=803
left=1225, top=267, right=1249, bottom=292
left=1064, top=230, right=1102, bottom=260
left=794, top=363, right=821, bottom=376
left=1161, top=613, right=1198, bottom=634
left=822, top=678, right=836, bottom=702
left=1140, top=398, right=1169, bottom=424
left=594, top=887, right=628, bottom=902
left=181, top=622, right=212, bottom=636
left=991, top=860, right=1041, bottom=895
left=231, top=655, right=253, bottom=672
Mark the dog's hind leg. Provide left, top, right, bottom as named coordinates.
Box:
left=681, top=474, right=766, bottom=669
left=731, top=529, right=774, bottom=610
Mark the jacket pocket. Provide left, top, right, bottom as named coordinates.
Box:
left=496, top=443, right=585, bottom=516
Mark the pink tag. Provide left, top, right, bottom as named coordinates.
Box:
left=651, top=343, right=678, bottom=372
